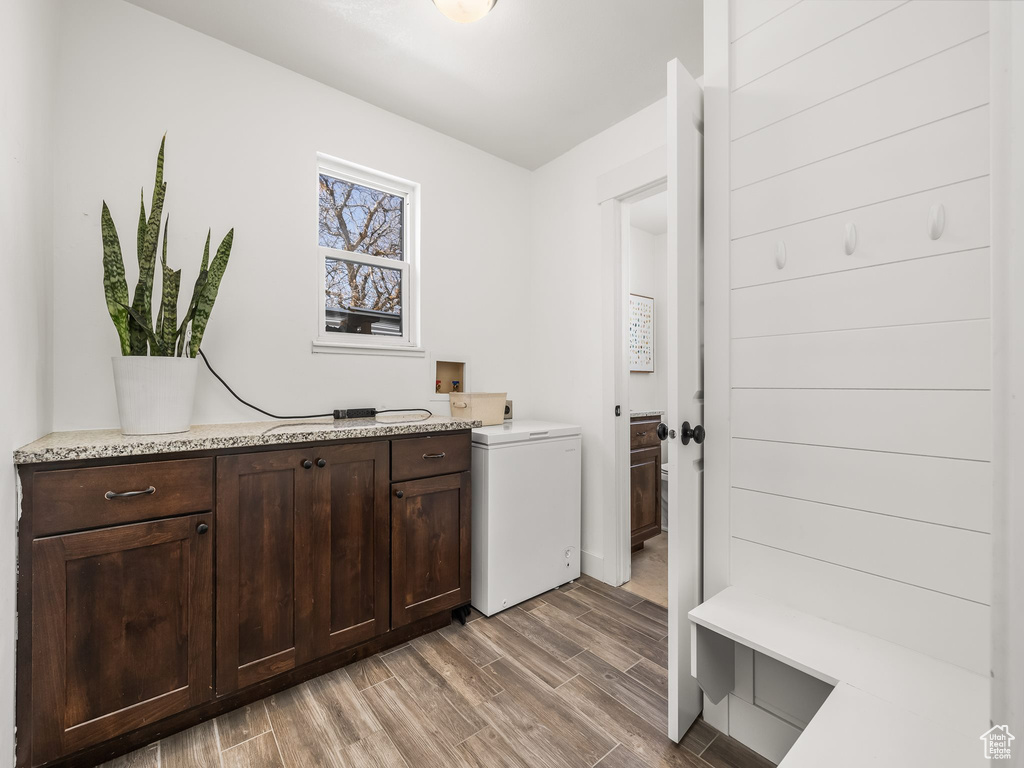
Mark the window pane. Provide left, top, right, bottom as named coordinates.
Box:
left=319, top=174, right=404, bottom=260
left=325, top=258, right=403, bottom=337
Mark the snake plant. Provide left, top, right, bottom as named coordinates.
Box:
left=101, top=136, right=234, bottom=357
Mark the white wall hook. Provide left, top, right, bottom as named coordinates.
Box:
left=844, top=222, right=858, bottom=255
left=774, top=241, right=787, bottom=270
left=928, top=203, right=946, bottom=240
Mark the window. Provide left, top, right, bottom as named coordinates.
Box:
left=315, top=154, right=420, bottom=352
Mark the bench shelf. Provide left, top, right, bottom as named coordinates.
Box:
left=689, top=587, right=989, bottom=767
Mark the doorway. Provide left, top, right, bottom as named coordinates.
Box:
left=595, top=57, right=704, bottom=743
left=621, top=189, right=670, bottom=609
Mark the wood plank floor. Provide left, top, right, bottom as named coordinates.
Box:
left=623, top=532, right=669, bottom=607
left=101, top=576, right=774, bottom=768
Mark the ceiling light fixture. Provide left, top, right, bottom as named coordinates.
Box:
left=431, top=0, right=497, bottom=24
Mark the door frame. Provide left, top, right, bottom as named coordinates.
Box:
left=699, top=0, right=732, bottom=733
left=595, top=61, right=706, bottom=743
left=989, top=0, right=1024, bottom=737
left=596, top=146, right=667, bottom=588
left=702, top=0, right=731, bottom=605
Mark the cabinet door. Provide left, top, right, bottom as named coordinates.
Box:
left=31, top=515, right=212, bottom=765
left=312, top=442, right=390, bottom=656
left=391, top=472, right=471, bottom=627
left=216, top=450, right=315, bottom=694
left=630, top=446, right=662, bottom=547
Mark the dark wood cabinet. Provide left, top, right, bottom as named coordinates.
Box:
left=215, top=448, right=316, bottom=694
left=391, top=471, right=472, bottom=627
left=311, top=442, right=391, bottom=656
left=32, top=458, right=213, bottom=535
left=216, top=441, right=391, bottom=693
left=391, top=432, right=471, bottom=482
left=630, top=446, right=662, bottom=548
left=630, top=416, right=662, bottom=550
left=31, top=514, right=213, bottom=765
left=18, top=430, right=471, bottom=767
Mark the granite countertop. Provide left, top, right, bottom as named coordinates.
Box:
left=14, top=416, right=481, bottom=465
left=630, top=410, right=665, bottom=418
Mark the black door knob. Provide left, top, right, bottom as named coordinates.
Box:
left=302, top=459, right=313, bottom=469
left=316, top=458, right=326, bottom=468
left=680, top=422, right=706, bottom=445
left=656, top=423, right=669, bottom=441
left=395, top=490, right=404, bottom=499
left=196, top=523, right=209, bottom=535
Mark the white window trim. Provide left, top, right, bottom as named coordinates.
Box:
left=313, top=153, right=422, bottom=356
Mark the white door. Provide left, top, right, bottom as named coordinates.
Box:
left=666, top=57, right=704, bottom=741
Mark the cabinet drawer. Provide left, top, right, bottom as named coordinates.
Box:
left=33, top=459, right=214, bottom=536
left=391, top=433, right=471, bottom=482
left=630, top=420, right=661, bottom=450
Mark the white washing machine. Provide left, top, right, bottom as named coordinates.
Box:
left=470, top=420, right=581, bottom=616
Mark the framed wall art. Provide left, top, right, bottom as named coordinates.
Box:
left=628, top=293, right=654, bottom=372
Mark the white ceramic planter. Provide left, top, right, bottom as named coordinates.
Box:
left=111, top=356, right=199, bottom=435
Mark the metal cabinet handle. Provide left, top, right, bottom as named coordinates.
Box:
left=636, top=431, right=647, bottom=437
left=395, top=490, right=405, bottom=499
left=316, top=458, right=326, bottom=468
left=104, top=486, right=156, bottom=500
left=196, top=523, right=209, bottom=535
left=302, top=460, right=313, bottom=469
left=423, top=452, right=446, bottom=460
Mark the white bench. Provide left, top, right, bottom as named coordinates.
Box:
left=689, top=587, right=990, bottom=767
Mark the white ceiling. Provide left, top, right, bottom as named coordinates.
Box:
left=124, top=0, right=703, bottom=169
left=630, top=191, right=667, bottom=235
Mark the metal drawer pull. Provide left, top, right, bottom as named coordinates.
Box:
left=423, top=452, right=447, bottom=460
left=636, top=431, right=647, bottom=437
left=104, top=486, right=156, bottom=500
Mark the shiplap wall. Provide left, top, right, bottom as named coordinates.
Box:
left=727, top=0, right=992, bottom=683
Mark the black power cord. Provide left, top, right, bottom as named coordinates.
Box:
left=199, top=349, right=333, bottom=419
left=376, top=408, right=433, bottom=420
left=198, top=349, right=433, bottom=422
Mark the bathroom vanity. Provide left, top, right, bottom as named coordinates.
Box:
left=629, top=412, right=663, bottom=550
left=13, top=416, right=478, bottom=768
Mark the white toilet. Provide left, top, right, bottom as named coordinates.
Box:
left=661, top=463, right=669, bottom=530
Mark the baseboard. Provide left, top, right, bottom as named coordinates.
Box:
left=703, top=692, right=729, bottom=732
left=727, top=694, right=802, bottom=765
left=581, top=549, right=604, bottom=579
